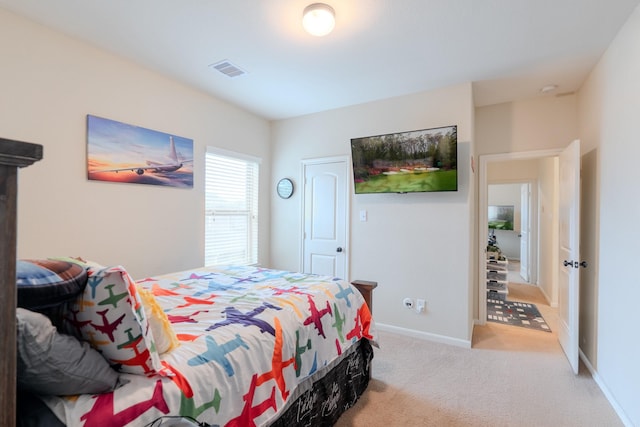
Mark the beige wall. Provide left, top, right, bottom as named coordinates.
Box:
left=0, top=9, right=271, bottom=279
left=537, top=156, right=558, bottom=306
left=272, top=83, right=476, bottom=344
left=475, top=95, right=578, bottom=157
left=576, top=22, right=604, bottom=375
left=577, top=4, right=640, bottom=425
left=578, top=148, right=598, bottom=364
left=488, top=159, right=540, bottom=180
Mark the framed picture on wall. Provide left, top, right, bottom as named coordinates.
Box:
left=488, top=205, right=514, bottom=230
left=86, top=115, right=194, bottom=188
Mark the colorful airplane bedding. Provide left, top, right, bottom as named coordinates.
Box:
left=41, top=265, right=377, bottom=427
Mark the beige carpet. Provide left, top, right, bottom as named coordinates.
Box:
left=336, top=280, right=622, bottom=426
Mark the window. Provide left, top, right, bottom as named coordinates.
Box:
left=205, top=147, right=260, bottom=266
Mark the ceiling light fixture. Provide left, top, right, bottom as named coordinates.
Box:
left=540, top=84, right=558, bottom=94
left=302, top=3, right=335, bottom=37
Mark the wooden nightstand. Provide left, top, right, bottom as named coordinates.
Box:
left=350, top=280, right=378, bottom=313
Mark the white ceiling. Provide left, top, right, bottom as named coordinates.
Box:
left=1, top=0, right=639, bottom=120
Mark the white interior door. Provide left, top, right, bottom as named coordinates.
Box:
left=302, top=157, right=349, bottom=279
left=558, top=140, right=581, bottom=374
left=520, top=183, right=530, bottom=281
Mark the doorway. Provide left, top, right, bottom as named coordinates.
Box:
left=478, top=149, right=562, bottom=327
left=477, top=142, right=583, bottom=374
left=487, top=181, right=536, bottom=286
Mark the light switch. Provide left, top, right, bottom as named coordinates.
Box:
left=359, top=210, right=367, bottom=222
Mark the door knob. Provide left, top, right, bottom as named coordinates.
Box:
left=580, top=261, right=588, bottom=268
left=336, top=247, right=343, bottom=253
left=563, top=260, right=574, bottom=267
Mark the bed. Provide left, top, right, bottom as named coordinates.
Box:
left=4, top=138, right=377, bottom=426
left=1, top=138, right=43, bottom=427
left=16, top=260, right=377, bottom=427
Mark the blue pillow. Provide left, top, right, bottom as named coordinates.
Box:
left=16, top=259, right=87, bottom=310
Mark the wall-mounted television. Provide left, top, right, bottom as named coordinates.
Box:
left=488, top=205, right=514, bottom=230
left=350, top=125, right=457, bottom=194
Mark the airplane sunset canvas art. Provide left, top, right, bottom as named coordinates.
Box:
left=87, top=114, right=194, bottom=187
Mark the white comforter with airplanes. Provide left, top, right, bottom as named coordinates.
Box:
left=43, top=265, right=376, bottom=427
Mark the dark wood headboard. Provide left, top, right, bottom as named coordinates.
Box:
left=0, top=138, right=43, bottom=427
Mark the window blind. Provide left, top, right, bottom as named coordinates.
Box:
left=205, top=148, right=259, bottom=266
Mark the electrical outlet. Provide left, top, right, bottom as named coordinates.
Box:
left=416, top=299, right=426, bottom=313
left=403, top=297, right=414, bottom=309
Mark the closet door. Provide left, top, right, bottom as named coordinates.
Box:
left=301, top=157, right=349, bottom=280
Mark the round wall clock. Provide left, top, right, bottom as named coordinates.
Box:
left=276, top=178, right=294, bottom=199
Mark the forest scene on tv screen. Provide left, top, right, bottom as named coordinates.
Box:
left=351, top=125, right=457, bottom=194
left=488, top=205, right=515, bottom=230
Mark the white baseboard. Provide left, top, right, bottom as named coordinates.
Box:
left=536, top=284, right=558, bottom=308
left=376, top=322, right=472, bottom=348
left=579, top=349, right=633, bottom=427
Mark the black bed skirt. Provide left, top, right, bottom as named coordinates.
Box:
left=269, top=338, right=374, bottom=427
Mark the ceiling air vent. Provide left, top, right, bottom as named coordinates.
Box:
left=209, top=60, right=247, bottom=78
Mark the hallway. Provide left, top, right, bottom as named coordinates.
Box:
left=476, top=259, right=558, bottom=351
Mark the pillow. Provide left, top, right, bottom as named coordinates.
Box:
left=16, top=259, right=88, bottom=310
left=137, top=287, right=179, bottom=354
left=64, top=265, right=166, bottom=377
left=48, top=256, right=105, bottom=270
left=16, top=308, right=119, bottom=395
